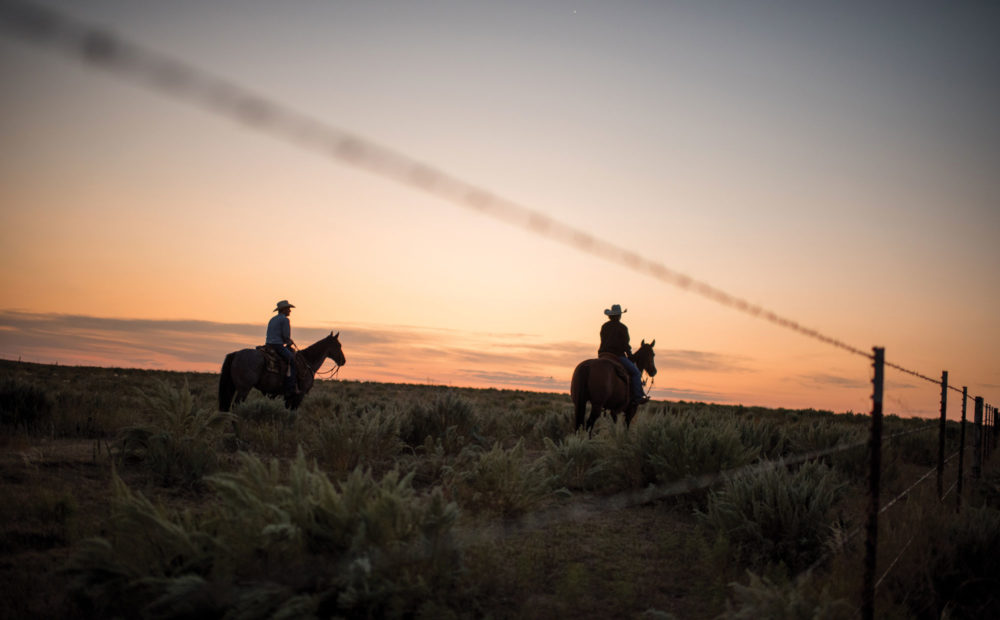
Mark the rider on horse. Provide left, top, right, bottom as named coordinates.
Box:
left=599, top=304, right=648, bottom=406
left=266, top=299, right=299, bottom=395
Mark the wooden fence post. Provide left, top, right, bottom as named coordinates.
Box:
left=957, top=387, right=968, bottom=512
left=994, top=404, right=1000, bottom=455
left=985, top=404, right=990, bottom=461
left=937, top=371, right=948, bottom=500
left=862, top=347, right=884, bottom=620
left=991, top=404, right=997, bottom=457
left=973, top=397, right=984, bottom=479
left=987, top=404, right=992, bottom=460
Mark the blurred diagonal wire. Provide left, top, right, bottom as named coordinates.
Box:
left=0, top=1, right=964, bottom=387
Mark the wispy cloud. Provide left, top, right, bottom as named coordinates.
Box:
left=0, top=310, right=760, bottom=397
left=0, top=311, right=603, bottom=392
left=797, top=372, right=870, bottom=389
left=649, top=386, right=737, bottom=403
left=656, top=349, right=754, bottom=373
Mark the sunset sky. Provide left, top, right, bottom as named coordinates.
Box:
left=1, top=1, right=998, bottom=419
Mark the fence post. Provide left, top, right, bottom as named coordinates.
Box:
left=987, top=403, right=992, bottom=460
left=987, top=404, right=992, bottom=460
left=957, top=387, right=968, bottom=512
left=973, top=397, right=984, bottom=479
left=994, top=404, right=999, bottom=455
left=991, top=404, right=997, bottom=457
left=937, top=371, right=948, bottom=500
left=862, top=347, right=884, bottom=620
left=990, top=404, right=996, bottom=458
left=985, top=404, right=990, bottom=461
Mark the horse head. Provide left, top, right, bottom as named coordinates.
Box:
left=326, top=331, right=346, bottom=366
left=634, top=339, right=657, bottom=377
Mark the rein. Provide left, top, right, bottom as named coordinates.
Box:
left=295, top=339, right=343, bottom=380
left=641, top=373, right=654, bottom=399
left=315, top=363, right=341, bottom=379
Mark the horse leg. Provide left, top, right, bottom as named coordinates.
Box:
left=233, top=384, right=251, bottom=408
left=624, top=402, right=639, bottom=428
left=586, top=398, right=604, bottom=437
left=573, top=395, right=588, bottom=431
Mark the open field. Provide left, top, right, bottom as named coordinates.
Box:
left=2, top=359, right=998, bottom=619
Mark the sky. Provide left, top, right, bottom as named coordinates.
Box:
left=1, top=1, right=998, bottom=419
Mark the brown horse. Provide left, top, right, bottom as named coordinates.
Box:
left=218, top=332, right=346, bottom=411
left=571, top=339, right=657, bottom=434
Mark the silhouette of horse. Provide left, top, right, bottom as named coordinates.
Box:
left=571, top=339, right=657, bottom=434
left=219, top=332, right=346, bottom=411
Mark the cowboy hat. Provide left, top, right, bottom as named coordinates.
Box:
left=273, top=300, right=296, bottom=312
left=604, top=304, right=626, bottom=316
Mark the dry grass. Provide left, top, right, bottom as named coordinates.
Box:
left=1, top=359, right=996, bottom=619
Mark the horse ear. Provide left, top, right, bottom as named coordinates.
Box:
left=650, top=339, right=655, bottom=347
left=333, top=331, right=340, bottom=338
left=641, top=339, right=646, bottom=345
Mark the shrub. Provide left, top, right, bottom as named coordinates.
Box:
left=699, top=461, right=848, bottom=574
left=735, top=417, right=789, bottom=461
left=66, top=450, right=464, bottom=618
left=784, top=420, right=868, bottom=482
left=905, top=506, right=1000, bottom=619
left=639, top=412, right=758, bottom=485
left=0, top=377, right=54, bottom=433
left=399, top=393, right=482, bottom=452
left=306, top=406, right=403, bottom=475
left=454, top=440, right=556, bottom=518
left=405, top=431, right=480, bottom=491
left=233, top=395, right=294, bottom=425
left=723, top=570, right=853, bottom=619
left=531, top=409, right=573, bottom=446
left=543, top=431, right=612, bottom=492
left=115, top=379, right=234, bottom=486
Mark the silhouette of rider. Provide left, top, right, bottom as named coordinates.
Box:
left=266, top=300, right=299, bottom=394
left=598, top=304, right=648, bottom=405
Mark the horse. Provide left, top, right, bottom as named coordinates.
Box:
left=218, top=331, right=346, bottom=411
left=570, top=339, right=657, bottom=435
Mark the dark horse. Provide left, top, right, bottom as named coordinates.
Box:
left=571, top=339, right=657, bottom=434
left=218, top=332, right=346, bottom=411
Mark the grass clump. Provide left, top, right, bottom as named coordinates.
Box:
left=115, top=379, right=234, bottom=486
left=722, top=570, right=853, bottom=619
left=638, top=412, right=758, bottom=486
left=543, top=431, right=611, bottom=492
left=0, top=377, right=54, bottom=433
left=454, top=440, right=556, bottom=518
left=888, top=504, right=1000, bottom=619
left=67, top=449, right=463, bottom=618
left=699, top=461, right=848, bottom=574
left=306, top=406, right=404, bottom=475
left=399, top=392, right=482, bottom=451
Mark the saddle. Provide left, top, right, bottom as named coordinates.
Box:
left=597, top=352, right=631, bottom=385
left=257, top=345, right=284, bottom=374
left=257, top=346, right=311, bottom=392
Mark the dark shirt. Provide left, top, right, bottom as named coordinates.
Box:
left=599, top=320, right=631, bottom=356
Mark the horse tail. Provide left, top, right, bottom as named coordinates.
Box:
left=570, top=361, right=590, bottom=430
left=219, top=352, right=236, bottom=412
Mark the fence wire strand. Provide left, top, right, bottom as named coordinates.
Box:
left=879, top=450, right=959, bottom=516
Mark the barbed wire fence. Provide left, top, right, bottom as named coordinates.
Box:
left=1, top=2, right=997, bottom=617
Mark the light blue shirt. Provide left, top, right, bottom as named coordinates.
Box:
left=265, top=313, right=292, bottom=345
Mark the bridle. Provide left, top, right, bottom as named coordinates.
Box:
left=292, top=342, right=343, bottom=380
left=315, top=362, right=341, bottom=379
left=635, top=346, right=655, bottom=399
